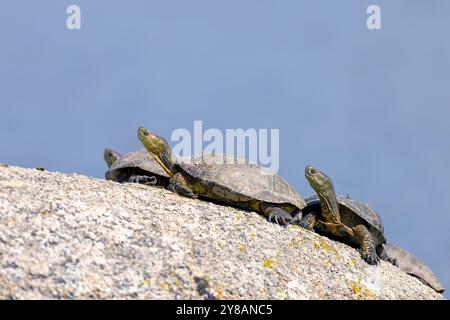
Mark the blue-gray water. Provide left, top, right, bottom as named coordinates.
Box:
left=0, top=1, right=449, bottom=297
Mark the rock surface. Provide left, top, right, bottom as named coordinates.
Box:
left=0, top=164, right=444, bottom=300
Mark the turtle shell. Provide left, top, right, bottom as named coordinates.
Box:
left=382, top=243, right=445, bottom=293
left=106, top=149, right=169, bottom=182
left=176, top=153, right=306, bottom=211
left=304, top=194, right=386, bottom=243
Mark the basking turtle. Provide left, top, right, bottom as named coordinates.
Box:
left=382, top=243, right=445, bottom=293
left=291, top=166, right=396, bottom=265
left=104, top=148, right=169, bottom=186
left=104, top=148, right=121, bottom=168
left=137, top=127, right=306, bottom=225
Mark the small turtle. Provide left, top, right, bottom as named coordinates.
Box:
left=291, top=165, right=396, bottom=265
left=382, top=243, right=445, bottom=293
left=137, top=127, right=306, bottom=225
left=104, top=148, right=169, bottom=186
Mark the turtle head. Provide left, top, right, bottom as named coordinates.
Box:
left=305, top=165, right=340, bottom=221
left=305, top=165, right=334, bottom=195
left=104, top=148, right=121, bottom=168
left=138, top=127, right=174, bottom=176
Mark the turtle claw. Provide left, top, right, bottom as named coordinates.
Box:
left=298, top=222, right=315, bottom=232
left=391, top=258, right=398, bottom=267
left=360, top=251, right=380, bottom=265
left=288, top=214, right=302, bottom=225
left=288, top=215, right=315, bottom=231
left=128, top=175, right=157, bottom=185
left=267, top=211, right=293, bottom=227
left=142, top=177, right=158, bottom=185
left=384, top=256, right=398, bottom=266
left=168, top=183, right=198, bottom=199
left=188, top=192, right=199, bottom=199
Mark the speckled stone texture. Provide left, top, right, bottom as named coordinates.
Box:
left=0, top=164, right=444, bottom=300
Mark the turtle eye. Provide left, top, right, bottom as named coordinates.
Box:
left=310, top=168, right=316, bottom=175
left=143, top=130, right=149, bottom=136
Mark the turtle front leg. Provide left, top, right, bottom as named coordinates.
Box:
left=377, top=245, right=398, bottom=266
left=128, top=175, right=158, bottom=185
left=264, top=206, right=293, bottom=226
left=353, top=224, right=379, bottom=265
left=168, top=173, right=198, bottom=199
left=290, top=211, right=317, bottom=232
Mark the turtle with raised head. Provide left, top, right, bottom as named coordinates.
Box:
left=104, top=148, right=169, bottom=186
left=382, top=243, right=445, bottom=293
left=137, top=127, right=306, bottom=225
left=291, top=165, right=396, bottom=265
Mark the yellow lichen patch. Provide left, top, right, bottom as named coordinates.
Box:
left=143, top=278, right=152, bottom=286
left=216, top=288, right=223, bottom=300
left=300, top=228, right=316, bottom=236
left=318, top=237, right=338, bottom=253
left=41, top=210, right=51, bottom=217
left=325, top=261, right=333, bottom=268
left=313, top=237, right=341, bottom=259
left=160, top=283, right=170, bottom=289
left=288, top=225, right=302, bottom=230
left=288, top=239, right=305, bottom=247
left=313, top=241, right=320, bottom=250
left=263, top=259, right=277, bottom=269
left=239, top=245, right=246, bottom=252
left=349, top=280, right=377, bottom=300
left=350, top=259, right=358, bottom=267
left=250, top=232, right=257, bottom=238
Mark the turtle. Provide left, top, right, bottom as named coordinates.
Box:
left=137, top=127, right=306, bottom=226
left=291, top=165, right=397, bottom=265
left=104, top=148, right=169, bottom=186
left=382, top=243, right=445, bottom=293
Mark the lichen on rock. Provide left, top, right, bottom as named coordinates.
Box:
left=0, top=165, right=444, bottom=300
